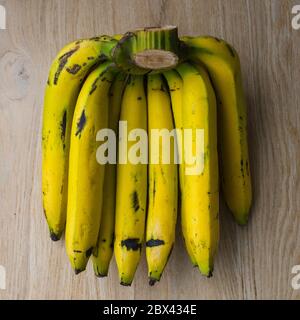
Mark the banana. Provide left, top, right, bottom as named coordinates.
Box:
left=114, top=75, right=148, bottom=286
left=181, top=36, right=252, bottom=225
left=163, top=70, right=197, bottom=267
left=177, top=62, right=219, bottom=277
left=92, top=73, right=126, bottom=277
left=146, top=74, right=178, bottom=285
left=42, top=36, right=117, bottom=240
left=65, top=62, right=115, bottom=274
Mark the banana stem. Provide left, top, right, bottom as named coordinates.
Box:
left=112, top=26, right=183, bottom=74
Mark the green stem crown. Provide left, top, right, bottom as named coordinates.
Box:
left=112, top=26, right=184, bottom=74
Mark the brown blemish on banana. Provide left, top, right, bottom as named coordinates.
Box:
left=54, top=45, right=80, bottom=85
left=240, top=159, right=245, bottom=182
left=146, top=239, right=165, bottom=247
left=87, top=56, right=95, bottom=60
left=60, top=110, right=67, bottom=149
left=152, top=177, right=156, bottom=206
left=86, top=247, right=93, bottom=258
left=66, top=64, right=82, bottom=75
left=121, top=238, right=141, bottom=251
left=90, top=36, right=101, bottom=41
left=89, top=76, right=99, bottom=95
left=73, top=250, right=82, bottom=253
left=89, top=68, right=108, bottom=95
left=131, top=190, right=140, bottom=212
left=75, top=110, right=86, bottom=137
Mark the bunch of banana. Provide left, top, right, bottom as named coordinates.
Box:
left=42, top=26, right=252, bottom=285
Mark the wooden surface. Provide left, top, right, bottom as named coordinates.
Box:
left=0, top=0, right=299, bottom=300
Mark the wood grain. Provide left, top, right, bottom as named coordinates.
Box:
left=0, top=0, right=299, bottom=299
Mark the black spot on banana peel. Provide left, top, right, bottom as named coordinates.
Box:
left=89, top=77, right=99, bottom=95
left=121, top=238, right=141, bottom=251
left=131, top=191, right=140, bottom=212
left=75, top=110, right=86, bottom=137
left=146, top=239, right=165, bottom=247
left=60, top=110, right=67, bottom=149
left=85, top=247, right=93, bottom=258
left=152, top=177, right=156, bottom=205
left=66, top=64, right=82, bottom=75
left=53, top=45, right=80, bottom=85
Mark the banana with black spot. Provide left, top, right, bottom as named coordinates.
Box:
left=42, top=36, right=117, bottom=240
left=114, top=75, right=148, bottom=286
left=65, top=61, right=116, bottom=274
left=92, top=72, right=126, bottom=277
left=146, top=74, right=178, bottom=285
left=181, top=36, right=252, bottom=225
left=177, top=62, right=219, bottom=277
left=163, top=69, right=198, bottom=267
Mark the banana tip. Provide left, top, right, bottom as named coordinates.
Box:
left=95, top=273, right=108, bottom=278
left=74, top=268, right=85, bottom=275
left=50, top=231, right=61, bottom=242
left=120, top=281, right=132, bottom=287
left=149, top=278, right=158, bottom=286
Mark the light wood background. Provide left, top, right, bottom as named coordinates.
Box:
left=0, top=0, right=299, bottom=300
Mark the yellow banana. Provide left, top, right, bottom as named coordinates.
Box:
left=146, top=74, right=178, bottom=285
left=65, top=62, right=115, bottom=274
left=177, top=62, right=219, bottom=277
left=42, top=36, right=116, bottom=240
left=182, top=36, right=252, bottom=225
left=114, top=75, right=148, bottom=286
left=163, top=69, right=197, bottom=267
left=92, top=73, right=126, bottom=277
